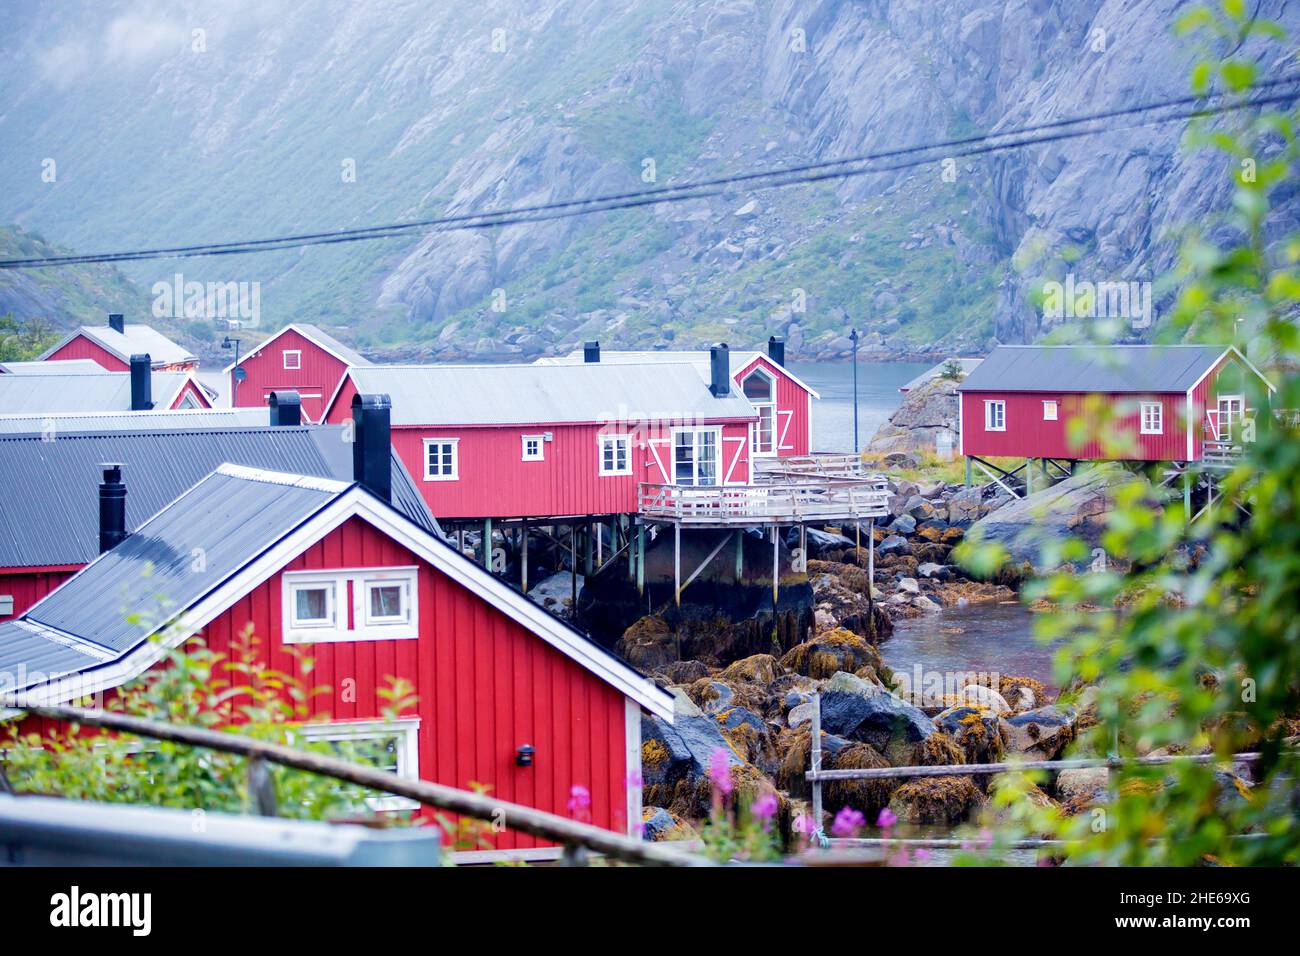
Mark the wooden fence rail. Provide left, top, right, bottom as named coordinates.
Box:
left=639, top=479, right=890, bottom=524
left=12, top=705, right=710, bottom=868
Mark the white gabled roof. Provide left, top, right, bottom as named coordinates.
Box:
left=222, top=323, right=373, bottom=373
left=331, top=361, right=758, bottom=426
left=537, top=348, right=821, bottom=398
left=39, top=324, right=195, bottom=368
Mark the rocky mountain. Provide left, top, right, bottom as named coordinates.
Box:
left=0, top=0, right=1294, bottom=360
left=0, top=225, right=143, bottom=328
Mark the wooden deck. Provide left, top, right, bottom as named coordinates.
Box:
left=752, top=453, right=870, bottom=480
left=1201, top=440, right=1245, bottom=470
left=638, top=478, right=891, bottom=526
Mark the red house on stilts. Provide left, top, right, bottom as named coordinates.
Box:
left=227, top=324, right=372, bottom=423
left=0, top=395, right=673, bottom=861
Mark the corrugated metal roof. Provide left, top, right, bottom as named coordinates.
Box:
left=537, top=348, right=821, bottom=398
left=0, top=426, right=438, bottom=568
left=0, top=408, right=271, bottom=434
left=0, top=359, right=104, bottom=375
left=0, top=370, right=193, bottom=414
left=39, top=324, right=195, bottom=367
left=293, top=324, right=373, bottom=366
left=26, top=468, right=340, bottom=654
left=900, top=358, right=983, bottom=392
left=347, top=362, right=757, bottom=426
left=0, top=621, right=105, bottom=687
left=956, top=345, right=1230, bottom=393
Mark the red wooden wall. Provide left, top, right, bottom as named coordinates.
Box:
left=0, top=567, right=80, bottom=622
left=230, top=328, right=351, bottom=423
left=734, top=354, right=812, bottom=457
left=167, top=378, right=214, bottom=409
left=961, top=390, right=1188, bottom=461
left=45, top=337, right=129, bottom=372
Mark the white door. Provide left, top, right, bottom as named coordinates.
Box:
left=673, top=430, right=719, bottom=486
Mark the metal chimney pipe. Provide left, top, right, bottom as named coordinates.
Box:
left=108, top=313, right=126, bottom=335
left=709, top=343, right=730, bottom=397
left=268, top=391, right=302, bottom=427
left=583, top=341, right=600, bottom=363
left=351, top=393, right=392, bottom=503
left=99, top=463, right=127, bottom=553
left=768, top=335, right=786, bottom=367
left=129, top=354, right=153, bottom=410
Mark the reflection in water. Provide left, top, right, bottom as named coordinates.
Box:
left=881, top=600, right=1058, bottom=692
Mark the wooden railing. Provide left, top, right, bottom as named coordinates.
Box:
left=1202, top=440, right=1245, bottom=469
left=753, top=454, right=869, bottom=480
left=638, top=478, right=891, bottom=524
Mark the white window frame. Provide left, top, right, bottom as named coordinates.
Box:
left=423, top=438, right=459, bottom=481
left=1140, top=401, right=1163, bottom=435
left=283, top=350, right=302, bottom=370
left=671, top=427, right=722, bottom=486
left=741, top=369, right=777, bottom=457
left=297, top=718, right=421, bottom=811
left=521, top=434, right=545, bottom=462
left=1042, top=400, right=1058, bottom=421
left=282, top=567, right=418, bottom=643
left=984, top=400, right=1006, bottom=432
left=598, top=433, right=632, bottom=476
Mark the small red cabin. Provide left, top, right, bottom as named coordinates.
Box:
left=958, top=345, right=1276, bottom=463
left=323, top=352, right=759, bottom=521
left=40, top=314, right=197, bottom=373
left=228, top=324, right=372, bottom=423
left=538, top=337, right=818, bottom=458
left=1, top=454, right=673, bottom=860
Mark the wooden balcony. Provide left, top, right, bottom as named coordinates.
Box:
left=753, top=454, right=870, bottom=480
left=1201, top=440, right=1245, bottom=470
left=638, top=478, right=891, bottom=526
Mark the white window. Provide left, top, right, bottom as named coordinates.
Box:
left=984, top=400, right=1006, bottom=431
left=1140, top=401, right=1163, bottom=435
left=673, top=428, right=719, bottom=486
left=297, top=718, right=421, bottom=812
left=283, top=568, right=418, bottom=643
left=742, top=369, right=776, bottom=456
left=423, top=438, right=458, bottom=481
left=521, top=434, right=545, bottom=462
left=1042, top=400, right=1058, bottom=421
left=177, top=391, right=201, bottom=410
left=284, top=350, right=302, bottom=370
left=599, top=434, right=632, bottom=476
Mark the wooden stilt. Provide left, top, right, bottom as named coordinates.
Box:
left=674, top=523, right=681, bottom=608
left=583, top=522, right=594, bottom=577
left=965, top=456, right=972, bottom=488
left=636, top=524, right=645, bottom=596
left=483, top=517, right=492, bottom=570
left=867, top=517, right=875, bottom=584
left=734, top=528, right=744, bottom=581
left=521, top=522, right=529, bottom=593
left=771, top=526, right=779, bottom=605
left=1183, top=472, right=1192, bottom=523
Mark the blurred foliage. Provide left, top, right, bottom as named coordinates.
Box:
left=0, top=313, right=59, bottom=362
left=966, top=2, right=1300, bottom=866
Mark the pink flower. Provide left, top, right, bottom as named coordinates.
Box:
left=913, top=848, right=931, bottom=863
left=876, top=807, right=898, bottom=829
left=707, top=747, right=734, bottom=796
left=831, top=806, right=865, bottom=837
left=750, top=793, right=779, bottom=821
left=792, top=813, right=815, bottom=834
left=567, top=784, right=591, bottom=819
left=626, top=768, right=644, bottom=789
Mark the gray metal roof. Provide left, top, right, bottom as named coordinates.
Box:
left=0, top=407, right=271, bottom=434
left=0, top=359, right=104, bottom=375
left=899, top=358, right=983, bottom=392
left=0, top=620, right=104, bottom=685
left=39, top=324, right=195, bottom=367
left=26, top=467, right=341, bottom=655
left=0, top=370, right=195, bottom=414
left=956, top=345, right=1231, bottom=394
left=293, top=324, right=373, bottom=366
left=537, top=348, right=820, bottom=397
left=0, top=425, right=438, bottom=568
left=346, top=362, right=757, bottom=426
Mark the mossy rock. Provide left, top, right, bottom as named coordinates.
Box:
left=616, top=614, right=678, bottom=671
left=998, top=674, right=1049, bottom=710
left=780, top=627, right=883, bottom=680
left=825, top=742, right=897, bottom=820
left=775, top=726, right=852, bottom=798
left=889, top=775, right=985, bottom=825
left=718, top=653, right=783, bottom=686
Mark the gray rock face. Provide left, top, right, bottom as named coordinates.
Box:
left=641, top=712, right=741, bottom=792
left=999, top=705, right=1077, bottom=759
left=868, top=377, right=962, bottom=455
left=966, top=462, right=1148, bottom=572
left=819, top=688, right=936, bottom=751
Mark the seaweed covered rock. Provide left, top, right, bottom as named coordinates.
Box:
left=825, top=743, right=896, bottom=820
left=685, top=677, right=767, bottom=717
left=1000, top=705, right=1077, bottom=759
left=819, top=684, right=936, bottom=754
left=718, top=653, right=782, bottom=686
left=617, top=614, right=678, bottom=672
left=641, top=806, right=696, bottom=842
left=661, top=659, right=710, bottom=684
left=780, top=628, right=886, bottom=681
left=776, top=727, right=853, bottom=798
left=908, top=731, right=965, bottom=767
left=640, top=712, right=740, bottom=800
left=807, top=567, right=892, bottom=640
left=936, top=705, right=1006, bottom=765
left=999, top=675, right=1049, bottom=710
left=712, top=704, right=779, bottom=773
left=889, top=776, right=985, bottom=825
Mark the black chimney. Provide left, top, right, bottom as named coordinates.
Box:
left=352, top=393, right=392, bottom=503
left=768, top=335, right=786, bottom=368
left=99, top=463, right=127, bottom=553
left=268, top=390, right=302, bottom=427
left=583, top=341, right=600, bottom=363
left=709, top=343, right=730, bottom=397
left=130, top=354, right=153, bottom=410
left=108, top=313, right=125, bottom=334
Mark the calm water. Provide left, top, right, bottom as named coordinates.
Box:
left=883, top=601, right=1057, bottom=689
left=786, top=360, right=930, bottom=453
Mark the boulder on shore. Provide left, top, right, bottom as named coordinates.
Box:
left=999, top=705, right=1077, bottom=759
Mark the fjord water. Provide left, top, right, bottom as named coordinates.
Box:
left=785, top=359, right=930, bottom=453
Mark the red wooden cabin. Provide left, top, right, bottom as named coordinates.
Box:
left=0, top=399, right=672, bottom=860
left=227, top=324, right=372, bottom=423
left=322, top=349, right=759, bottom=521
left=40, top=314, right=197, bottom=373
left=958, top=345, right=1275, bottom=464
left=538, top=336, right=817, bottom=457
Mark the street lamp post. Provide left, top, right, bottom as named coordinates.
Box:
left=849, top=328, right=860, bottom=454
left=222, top=335, right=242, bottom=406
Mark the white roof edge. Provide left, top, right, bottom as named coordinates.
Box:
left=214, top=462, right=351, bottom=492
left=222, top=323, right=369, bottom=373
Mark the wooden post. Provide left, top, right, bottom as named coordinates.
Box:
left=1025, top=459, right=1034, bottom=496
left=799, top=524, right=806, bottom=570
left=636, top=524, right=645, bottom=595
left=521, top=522, right=529, bottom=593
left=483, top=517, right=493, bottom=570
left=867, top=517, right=875, bottom=584
left=810, top=692, right=824, bottom=840
left=1183, top=472, right=1192, bottom=523
left=626, top=517, right=636, bottom=582
left=771, top=525, right=779, bottom=605
left=584, top=522, right=594, bottom=577
left=596, top=521, right=603, bottom=566
left=674, top=523, right=681, bottom=608
left=964, top=456, right=972, bottom=488
left=734, top=529, right=744, bottom=582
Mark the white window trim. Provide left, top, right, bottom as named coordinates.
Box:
left=1140, top=401, right=1163, bottom=435
left=984, top=400, right=1006, bottom=432
left=670, top=426, right=723, bottom=486
left=282, top=567, right=418, bottom=643
left=423, top=437, right=459, bottom=481
left=521, top=434, right=545, bottom=462
left=297, top=717, right=421, bottom=812
left=1042, top=400, right=1058, bottom=421
left=598, top=434, right=632, bottom=476
left=741, top=369, right=778, bottom=458
left=283, top=350, right=302, bottom=370
left=288, top=577, right=337, bottom=631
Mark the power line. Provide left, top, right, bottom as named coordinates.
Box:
left=4, top=79, right=1298, bottom=270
